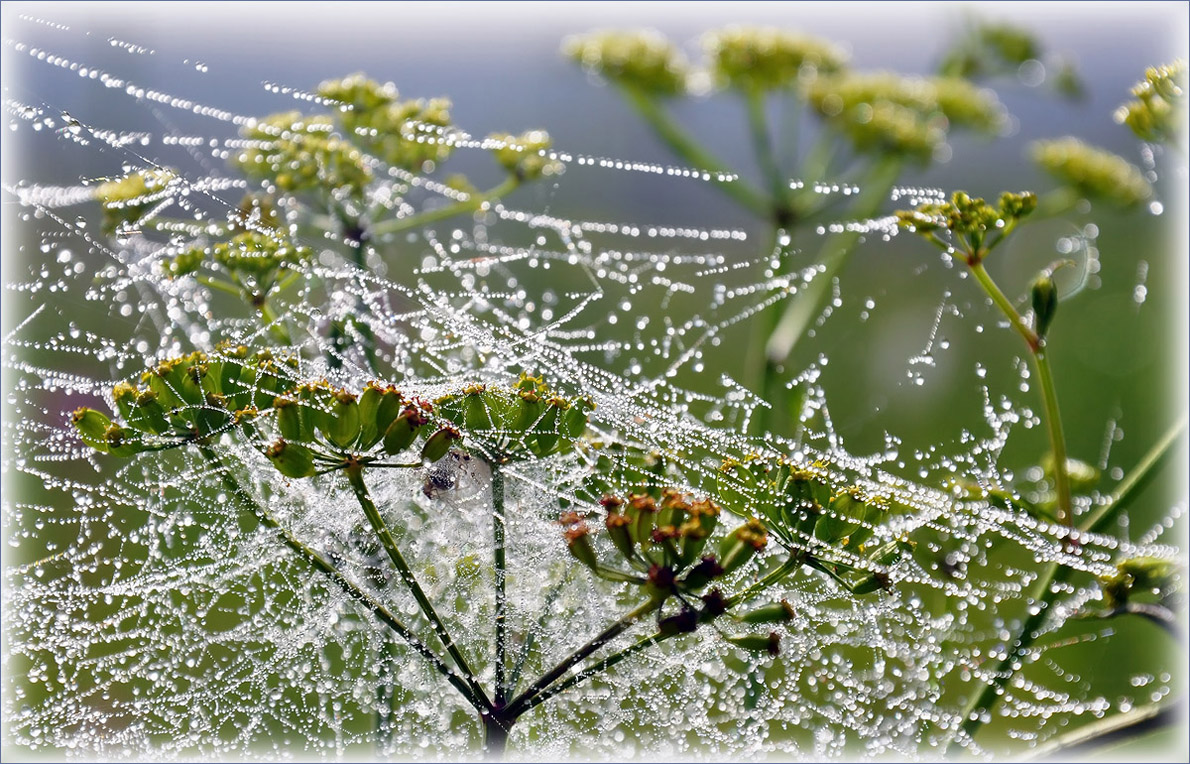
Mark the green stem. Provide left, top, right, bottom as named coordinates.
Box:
left=195, top=275, right=244, bottom=300
left=345, top=465, right=491, bottom=710
left=1026, top=697, right=1187, bottom=760
left=1082, top=413, right=1188, bottom=535
left=967, top=261, right=1040, bottom=351
left=505, top=599, right=658, bottom=718
left=371, top=177, right=520, bottom=237
left=492, top=463, right=509, bottom=706
left=967, top=261, right=1072, bottom=525
left=513, top=555, right=803, bottom=716
left=196, top=446, right=483, bottom=711
left=743, top=86, right=789, bottom=216
left=620, top=85, right=770, bottom=217
left=947, top=416, right=1187, bottom=753
left=508, top=570, right=571, bottom=695
left=256, top=297, right=292, bottom=346
left=762, top=157, right=903, bottom=399
left=1033, top=348, right=1072, bottom=525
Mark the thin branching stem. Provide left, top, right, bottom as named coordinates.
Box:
left=505, top=599, right=658, bottom=718
left=619, top=85, right=770, bottom=216
left=196, top=445, right=484, bottom=711
left=370, top=177, right=520, bottom=238
left=948, top=415, right=1187, bottom=752
left=513, top=555, right=804, bottom=716
left=967, top=261, right=1071, bottom=525
left=346, top=464, right=492, bottom=710
left=492, top=463, right=509, bottom=706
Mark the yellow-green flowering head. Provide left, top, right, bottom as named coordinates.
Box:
left=807, top=72, right=1003, bottom=162
left=564, top=29, right=690, bottom=97
left=1031, top=137, right=1152, bottom=207
left=895, top=190, right=1036, bottom=256
left=317, top=73, right=398, bottom=116
left=1115, top=59, right=1187, bottom=145
left=168, top=230, right=310, bottom=284
left=488, top=130, right=563, bottom=182
left=95, top=168, right=178, bottom=235
left=703, top=25, right=847, bottom=91
left=941, top=21, right=1040, bottom=79
left=318, top=74, right=456, bottom=172
left=234, top=111, right=371, bottom=195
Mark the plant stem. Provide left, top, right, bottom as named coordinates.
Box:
left=492, top=463, right=509, bottom=706
left=508, top=570, right=571, bottom=695
left=256, top=297, right=293, bottom=346
left=480, top=708, right=512, bottom=758
left=968, top=261, right=1071, bottom=525
left=370, top=177, right=520, bottom=238
left=743, top=86, right=788, bottom=216
left=345, top=465, right=491, bottom=709
left=946, top=415, right=1187, bottom=753
left=967, top=261, right=1039, bottom=351
left=620, top=85, right=770, bottom=217
left=1026, top=696, right=1186, bottom=760
left=505, top=599, right=657, bottom=717
left=1081, top=412, right=1188, bottom=535
left=757, top=156, right=902, bottom=436
left=196, top=446, right=483, bottom=711
left=513, top=555, right=804, bottom=715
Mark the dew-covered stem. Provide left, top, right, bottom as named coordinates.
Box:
left=196, top=446, right=483, bottom=709
left=620, top=84, right=769, bottom=216
left=1027, top=696, right=1187, bottom=760
left=948, top=418, right=1186, bottom=752
left=492, top=463, right=509, bottom=706
left=346, top=464, right=491, bottom=709
left=505, top=599, right=657, bottom=718
left=370, top=177, right=521, bottom=238
left=967, top=261, right=1073, bottom=525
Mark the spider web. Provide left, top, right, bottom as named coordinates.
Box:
left=2, top=12, right=1184, bottom=760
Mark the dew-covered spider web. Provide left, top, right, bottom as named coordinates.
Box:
left=3, top=12, right=1186, bottom=761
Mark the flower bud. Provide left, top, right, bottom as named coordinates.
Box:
left=725, top=631, right=781, bottom=656
left=264, top=439, right=316, bottom=478
left=737, top=600, right=796, bottom=624
left=274, top=396, right=305, bottom=442
left=563, top=522, right=599, bottom=571
left=1031, top=273, right=1058, bottom=340
left=72, top=408, right=113, bottom=451
left=355, top=383, right=385, bottom=448
left=322, top=390, right=361, bottom=449
left=131, top=390, right=172, bottom=435
left=718, top=518, right=768, bottom=574
left=681, top=555, right=724, bottom=591
left=421, top=426, right=461, bottom=463
left=383, top=406, right=427, bottom=455
left=626, top=494, right=659, bottom=546
left=463, top=387, right=492, bottom=434
left=657, top=607, right=699, bottom=636
left=605, top=510, right=637, bottom=563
